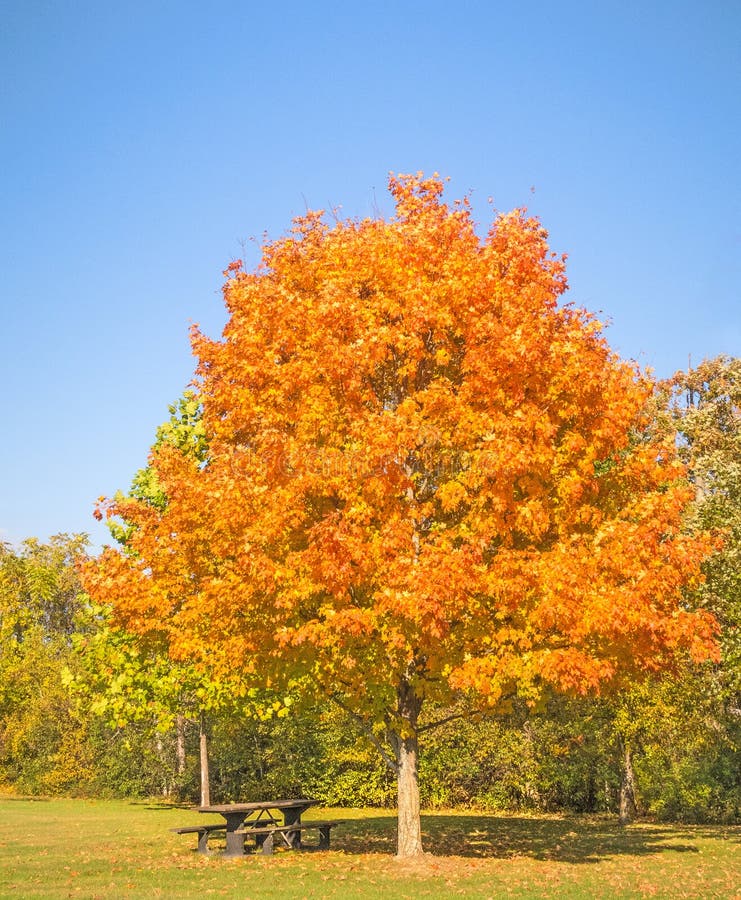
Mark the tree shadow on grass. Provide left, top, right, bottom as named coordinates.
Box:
left=131, top=800, right=195, bottom=811
left=334, top=813, right=717, bottom=863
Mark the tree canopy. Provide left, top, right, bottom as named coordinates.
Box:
left=84, top=174, right=719, bottom=855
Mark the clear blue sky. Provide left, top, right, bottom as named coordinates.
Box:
left=1, top=0, right=739, bottom=548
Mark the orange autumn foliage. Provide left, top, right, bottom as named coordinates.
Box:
left=85, top=172, right=718, bottom=737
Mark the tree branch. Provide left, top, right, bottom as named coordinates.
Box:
left=327, top=691, right=398, bottom=774
left=417, top=695, right=514, bottom=735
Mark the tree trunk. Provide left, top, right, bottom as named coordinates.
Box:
left=155, top=731, right=170, bottom=797
left=396, top=731, right=424, bottom=857
left=199, top=710, right=211, bottom=808
left=392, top=679, right=424, bottom=858
left=175, top=714, right=187, bottom=777
left=619, top=741, right=637, bottom=825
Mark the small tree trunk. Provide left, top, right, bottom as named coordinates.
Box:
left=155, top=731, right=170, bottom=797
left=619, top=742, right=637, bottom=825
left=199, top=710, right=211, bottom=808
left=175, top=714, right=187, bottom=777
left=392, top=679, right=424, bottom=858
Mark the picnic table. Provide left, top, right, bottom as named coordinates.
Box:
left=196, top=799, right=321, bottom=857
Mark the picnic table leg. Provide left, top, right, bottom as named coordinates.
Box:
left=260, top=832, right=275, bottom=855
left=318, top=825, right=331, bottom=850
left=222, top=813, right=247, bottom=858
left=283, top=809, right=302, bottom=849
left=197, top=830, right=211, bottom=854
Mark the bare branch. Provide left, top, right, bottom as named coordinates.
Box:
left=328, top=691, right=398, bottom=774
left=417, top=695, right=514, bottom=734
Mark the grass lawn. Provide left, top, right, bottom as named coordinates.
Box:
left=0, top=797, right=738, bottom=899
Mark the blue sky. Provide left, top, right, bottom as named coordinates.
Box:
left=1, top=0, right=739, bottom=548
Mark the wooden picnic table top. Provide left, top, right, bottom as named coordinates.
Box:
left=198, top=799, right=319, bottom=815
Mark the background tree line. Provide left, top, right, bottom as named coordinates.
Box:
left=1, top=356, right=738, bottom=823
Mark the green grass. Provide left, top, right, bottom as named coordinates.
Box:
left=0, top=797, right=738, bottom=898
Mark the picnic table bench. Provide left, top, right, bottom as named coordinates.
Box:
left=238, top=818, right=347, bottom=854
left=171, top=822, right=226, bottom=854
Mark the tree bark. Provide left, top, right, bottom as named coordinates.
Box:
left=199, top=710, right=211, bottom=808
left=619, top=741, right=637, bottom=825
left=392, top=679, right=424, bottom=858
left=395, top=730, right=424, bottom=857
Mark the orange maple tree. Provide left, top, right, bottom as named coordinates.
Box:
left=85, top=174, right=718, bottom=856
